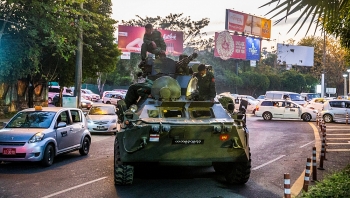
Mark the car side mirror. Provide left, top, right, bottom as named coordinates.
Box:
left=83, top=112, right=87, bottom=116
left=57, top=122, right=67, bottom=128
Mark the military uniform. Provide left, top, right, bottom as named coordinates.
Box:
left=141, top=30, right=166, bottom=60
left=194, top=71, right=216, bottom=101
left=124, top=79, right=153, bottom=108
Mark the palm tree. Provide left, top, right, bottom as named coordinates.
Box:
left=259, top=0, right=350, bottom=48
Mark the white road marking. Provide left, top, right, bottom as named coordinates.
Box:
left=326, top=134, right=350, bottom=136
left=326, top=142, right=350, bottom=145
left=41, top=177, right=107, bottom=198
left=252, top=155, right=285, bottom=170
left=325, top=129, right=350, bottom=131
left=299, top=140, right=315, bottom=148
left=327, top=149, right=350, bottom=152
left=327, top=138, right=350, bottom=140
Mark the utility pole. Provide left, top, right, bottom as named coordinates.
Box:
left=321, top=31, right=326, bottom=98
left=74, top=2, right=83, bottom=107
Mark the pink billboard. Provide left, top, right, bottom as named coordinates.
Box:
left=118, top=25, right=184, bottom=56
left=225, top=9, right=271, bottom=39
left=214, top=32, right=246, bottom=60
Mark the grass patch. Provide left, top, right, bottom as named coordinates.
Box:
left=301, top=165, right=350, bottom=197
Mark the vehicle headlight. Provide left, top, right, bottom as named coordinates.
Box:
left=82, top=102, right=86, bottom=105
left=111, top=119, right=117, bottom=123
left=28, top=132, right=45, bottom=143
left=90, top=102, right=93, bottom=105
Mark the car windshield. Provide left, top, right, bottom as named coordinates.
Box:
left=6, top=111, right=56, bottom=128
left=289, top=94, right=304, bottom=101
left=89, top=106, right=115, bottom=115
left=307, top=94, right=320, bottom=100
left=258, top=95, right=265, bottom=99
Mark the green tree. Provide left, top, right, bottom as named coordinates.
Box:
left=281, top=70, right=306, bottom=92
left=239, top=71, right=270, bottom=96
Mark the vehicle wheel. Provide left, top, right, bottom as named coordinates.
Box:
left=106, top=101, right=111, bottom=104
left=79, top=136, right=90, bottom=155
left=41, top=144, right=54, bottom=167
left=224, top=160, right=251, bottom=184
left=262, top=112, right=272, bottom=120
left=323, top=114, right=333, bottom=123
left=302, top=113, right=312, bottom=122
left=114, top=137, right=134, bottom=185
left=48, top=97, right=52, bottom=104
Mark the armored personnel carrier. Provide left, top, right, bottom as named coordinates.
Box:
left=114, top=54, right=251, bottom=185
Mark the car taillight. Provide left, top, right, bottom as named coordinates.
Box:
left=256, top=106, right=259, bottom=111
left=219, top=134, right=229, bottom=141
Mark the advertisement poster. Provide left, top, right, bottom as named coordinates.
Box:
left=118, top=25, right=183, bottom=56
left=225, top=9, right=271, bottom=39
left=246, top=37, right=261, bottom=60
left=214, top=31, right=260, bottom=60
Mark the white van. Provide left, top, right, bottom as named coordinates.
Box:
left=265, top=91, right=306, bottom=106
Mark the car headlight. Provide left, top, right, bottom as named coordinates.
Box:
left=28, top=132, right=45, bottom=143
left=111, top=119, right=117, bottom=123
left=82, top=102, right=86, bottom=105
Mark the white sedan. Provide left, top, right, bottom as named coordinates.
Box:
left=86, top=104, right=120, bottom=134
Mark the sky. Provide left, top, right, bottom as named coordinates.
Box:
left=112, top=0, right=322, bottom=51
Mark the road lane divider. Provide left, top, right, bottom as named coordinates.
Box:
left=252, top=155, right=285, bottom=171
left=41, top=176, right=107, bottom=198
left=290, top=123, right=320, bottom=197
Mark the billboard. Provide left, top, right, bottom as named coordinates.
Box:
left=117, top=25, right=184, bottom=56
left=225, top=9, right=271, bottom=39
left=277, top=43, right=314, bottom=67
left=214, top=31, right=261, bottom=60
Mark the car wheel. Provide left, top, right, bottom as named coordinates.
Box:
left=262, top=112, right=272, bottom=120
left=323, top=114, right=333, bottom=123
left=41, top=144, right=54, bottom=167
left=48, top=97, right=52, bottom=104
left=106, top=101, right=111, bottom=104
left=302, top=113, right=312, bottom=122
left=79, top=136, right=90, bottom=156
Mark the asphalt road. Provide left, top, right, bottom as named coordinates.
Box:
left=0, top=116, right=349, bottom=198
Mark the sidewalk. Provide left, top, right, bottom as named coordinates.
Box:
left=308, top=122, right=350, bottom=188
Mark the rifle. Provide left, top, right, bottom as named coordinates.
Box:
left=175, top=52, right=198, bottom=72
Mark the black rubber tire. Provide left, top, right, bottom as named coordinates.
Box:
left=302, top=113, right=312, bottom=122
left=41, top=144, right=54, bottom=167
left=79, top=136, right=90, bottom=156
left=114, top=137, right=134, bottom=185
left=262, top=112, right=272, bottom=120
left=323, top=114, right=333, bottom=123
left=106, top=101, right=111, bottom=104
left=224, top=160, right=252, bottom=184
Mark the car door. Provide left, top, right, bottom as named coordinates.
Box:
left=330, top=101, right=347, bottom=122
left=271, top=101, right=285, bottom=118
left=70, top=109, right=85, bottom=146
left=55, top=110, right=74, bottom=150
left=283, top=102, right=300, bottom=119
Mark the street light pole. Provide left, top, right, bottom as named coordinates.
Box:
left=74, top=2, right=83, bottom=108
left=347, top=69, right=350, bottom=95
left=343, top=74, right=348, bottom=96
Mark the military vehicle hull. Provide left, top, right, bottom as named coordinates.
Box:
left=114, top=55, right=250, bottom=185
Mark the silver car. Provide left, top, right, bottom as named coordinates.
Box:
left=86, top=104, right=120, bottom=134
left=0, top=106, right=91, bottom=166
left=321, top=99, right=350, bottom=123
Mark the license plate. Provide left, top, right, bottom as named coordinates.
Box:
left=97, top=126, right=105, bottom=129
left=3, top=148, right=16, bottom=155
left=172, top=139, right=204, bottom=144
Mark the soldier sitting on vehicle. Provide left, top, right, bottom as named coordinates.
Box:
left=141, top=24, right=166, bottom=62
left=192, top=64, right=216, bottom=102
left=124, top=74, right=153, bottom=109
